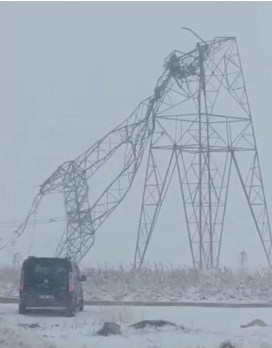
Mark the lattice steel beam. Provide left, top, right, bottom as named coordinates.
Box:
left=13, top=34, right=272, bottom=269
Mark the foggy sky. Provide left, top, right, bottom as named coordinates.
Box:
left=1, top=2, right=272, bottom=268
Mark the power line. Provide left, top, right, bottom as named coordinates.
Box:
left=0, top=216, right=67, bottom=229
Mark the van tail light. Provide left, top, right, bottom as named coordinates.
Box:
left=18, top=271, right=24, bottom=291
left=69, top=272, right=74, bottom=292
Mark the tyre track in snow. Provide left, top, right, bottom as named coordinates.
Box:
left=1, top=296, right=272, bottom=308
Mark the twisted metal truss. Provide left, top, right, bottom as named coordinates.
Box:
left=13, top=59, right=171, bottom=262
left=13, top=34, right=272, bottom=268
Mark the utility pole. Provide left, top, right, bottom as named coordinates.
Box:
left=12, top=252, right=21, bottom=269
left=239, top=251, right=247, bottom=268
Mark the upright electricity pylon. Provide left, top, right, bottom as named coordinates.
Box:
left=13, top=34, right=272, bottom=269
left=134, top=35, right=272, bottom=269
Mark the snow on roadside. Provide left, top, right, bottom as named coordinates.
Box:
left=0, top=315, right=56, bottom=348
left=1, top=303, right=272, bottom=348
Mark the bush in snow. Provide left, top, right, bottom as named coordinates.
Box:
left=1, top=264, right=272, bottom=302
left=219, top=341, right=236, bottom=348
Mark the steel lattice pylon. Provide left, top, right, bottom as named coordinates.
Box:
left=13, top=33, right=272, bottom=269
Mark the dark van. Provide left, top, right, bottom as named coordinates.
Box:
left=19, top=256, right=86, bottom=316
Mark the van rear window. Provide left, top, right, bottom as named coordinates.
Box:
left=24, top=259, right=70, bottom=290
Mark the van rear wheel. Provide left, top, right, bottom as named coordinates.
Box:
left=19, top=301, right=26, bottom=315
left=65, top=302, right=76, bottom=317
left=65, top=308, right=76, bottom=317
left=79, top=298, right=84, bottom=311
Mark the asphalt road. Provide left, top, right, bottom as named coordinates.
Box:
left=1, top=296, right=272, bottom=308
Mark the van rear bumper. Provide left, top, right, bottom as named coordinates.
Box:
left=20, top=293, right=73, bottom=309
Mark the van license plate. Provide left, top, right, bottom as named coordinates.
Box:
left=39, top=295, right=54, bottom=299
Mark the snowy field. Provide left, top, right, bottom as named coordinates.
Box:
left=1, top=303, right=272, bottom=348
left=1, top=266, right=272, bottom=347
left=1, top=266, right=272, bottom=303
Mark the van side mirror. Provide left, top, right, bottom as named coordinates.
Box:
left=80, top=275, right=87, bottom=281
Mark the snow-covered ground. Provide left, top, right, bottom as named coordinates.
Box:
left=2, top=266, right=272, bottom=303
left=1, top=303, right=272, bottom=348
left=2, top=265, right=272, bottom=347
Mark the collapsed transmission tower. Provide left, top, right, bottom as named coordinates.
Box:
left=14, top=33, right=272, bottom=269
